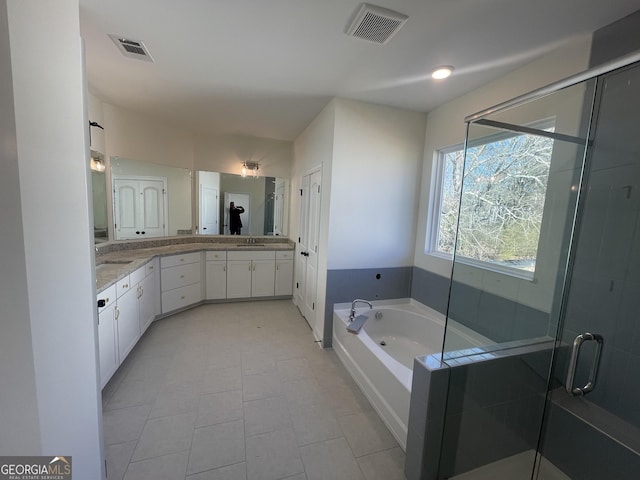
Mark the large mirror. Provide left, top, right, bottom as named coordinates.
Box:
left=91, top=167, right=109, bottom=243
left=197, top=171, right=290, bottom=236
left=111, top=157, right=193, bottom=240
left=96, top=157, right=290, bottom=241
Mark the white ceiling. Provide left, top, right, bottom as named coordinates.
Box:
left=79, top=0, right=640, bottom=141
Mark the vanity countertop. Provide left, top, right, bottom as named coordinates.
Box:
left=95, top=241, right=295, bottom=293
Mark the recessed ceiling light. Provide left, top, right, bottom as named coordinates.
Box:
left=431, top=65, right=454, bottom=80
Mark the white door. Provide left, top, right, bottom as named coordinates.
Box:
left=139, top=180, right=165, bottom=238
left=114, top=176, right=167, bottom=240
left=296, top=168, right=321, bottom=334
left=223, top=192, right=250, bottom=235
left=200, top=185, right=219, bottom=235
left=113, top=178, right=139, bottom=239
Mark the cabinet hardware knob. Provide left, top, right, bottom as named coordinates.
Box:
left=180, top=274, right=185, bottom=278
left=181, top=295, right=185, bottom=300
left=123, top=284, right=128, bottom=288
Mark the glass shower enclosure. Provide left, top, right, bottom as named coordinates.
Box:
left=437, top=54, right=640, bottom=479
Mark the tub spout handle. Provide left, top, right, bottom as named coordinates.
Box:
left=349, top=299, right=372, bottom=322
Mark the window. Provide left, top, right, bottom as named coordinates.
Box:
left=429, top=123, right=555, bottom=277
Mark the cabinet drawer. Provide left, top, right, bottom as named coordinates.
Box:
left=228, top=250, right=275, bottom=261
left=161, top=282, right=202, bottom=313
left=206, top=251, right=227, bottom=261
left=130, top=265, right=146, bottom=286
left=116, top=275, right=131, bottom=298
left=161, top=252, right=201, bottom=269
left=276, top=250, right=294, bottom=260
left=161, top=262, right=201, bottom=292
left=97, top=284, right=117, bottom=313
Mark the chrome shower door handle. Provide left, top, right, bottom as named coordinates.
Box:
left=565, top=332, right=604, bottom=396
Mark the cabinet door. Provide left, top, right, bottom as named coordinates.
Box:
left=251, top=259, right=275, bottom=297
left=206, top=261, right=227, bottom=300
left=227, top=260, right=252, bottom=298
left=116, top=286, right=140, bottom=361
left=275, top=260, right=294, bottom=296
left=98, top=303, right=118, bottom=388
left=138, top=272, right=156, bottom=335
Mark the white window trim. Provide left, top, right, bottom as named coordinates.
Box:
left=425, top=118, right=556, bottom=282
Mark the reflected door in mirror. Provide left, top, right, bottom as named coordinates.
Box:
left=114, top=176, right=168, bottom=240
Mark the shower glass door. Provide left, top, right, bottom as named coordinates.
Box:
left=535, top=62, right=640, bottom=480
left=436, top=77, right=597, bottom=478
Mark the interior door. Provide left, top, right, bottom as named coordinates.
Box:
left=223, top=192, right=250, bottom=235
left=113, top=176, right=167, bottom=239
left=296, top=168, right=321, bottom=335
left=139, top=180, right=165, bottom=238
left=200, top=185, right=219, bottom=235
left=113, top=178, right=138, bottom=239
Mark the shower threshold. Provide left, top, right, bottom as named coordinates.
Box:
left=450, top=450, right=569, bottom=480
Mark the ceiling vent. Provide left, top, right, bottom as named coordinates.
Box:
left=345, top=3, right=408, bottom=45
left=109, top=35, right=154, bottom=62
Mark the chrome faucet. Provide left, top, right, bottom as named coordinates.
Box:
left=349, top=299, right=372, bottom=322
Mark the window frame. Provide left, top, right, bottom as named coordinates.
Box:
left=426, top=119, right=556, bottom=281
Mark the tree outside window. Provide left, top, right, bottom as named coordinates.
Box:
left=435, top=127, right=554, bottom=274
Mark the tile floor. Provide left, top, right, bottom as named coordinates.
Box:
left=102, top=300, right=406, bottom=480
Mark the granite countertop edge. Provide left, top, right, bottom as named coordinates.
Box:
left=96, top=241, right=295, bottom=293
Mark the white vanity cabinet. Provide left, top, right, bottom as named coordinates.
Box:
left=275, top=251, right=294, bottom=296
left=205, top=251, right=227, bottom=300
left=115, top=269, right=142, bottom=362
left=161, top=252, right=203, bottom=313
left=227, top=250, right=275, bottom=298
left=138, top=258, right=159, bottom=335
left=97, top=284, right=118, bottom=389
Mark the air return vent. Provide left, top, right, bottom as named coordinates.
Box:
left=345, top=3, right=408, bottom=45
left=109, top=35, right=154, bottom=62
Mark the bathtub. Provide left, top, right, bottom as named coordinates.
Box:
left=332, top=299, right=486, bottom=450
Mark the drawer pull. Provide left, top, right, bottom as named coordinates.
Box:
left=180, top=258, right=185, bottom=262
left=181, top=295, right=185, bottom=300
left=122, top=284, right=128, bottom=288
left=180, top=275, right=185, bottom=278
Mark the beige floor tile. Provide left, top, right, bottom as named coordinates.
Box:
left=243, top=372, right=283, bottom=402
left=187, top=462, right=247, bottom=480
left=196, top=390, right=244, bottom=428
left=277, top=357, right=314, bottom=382
left=244, top=395, right=292, bottom=436
left=132, top=412, right=196, bottom=461
left=150, top=388, right=199, bottom=419
left=289, top=402, right=342, bottom=446
left=300, top=437, right=364, bottom=480
left=357, top=447, right=406, bottom=480
left=245, top=428, right=304, bottom=480
left=104, top=300, right=403, bottom=480
left=124, top=451, right=189, bottom=480
left=105, top=440, right=137, bottom=480
left=103, top=404, right=150, bottom=445
left=338, top=411, right=398, bottom=457
left=202, top=366, right=242, bottom=394
left=187, top=419, right=245, bottom=476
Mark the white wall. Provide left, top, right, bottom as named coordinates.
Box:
left=329, top=98, right=426, bottom=269
left=291, top=100, right=336, bottom=338
left=3, top=0, right=103, bottom=477
left=414, top=35, right=593, bottom=302
left=0, top=0, right=41, bottom=454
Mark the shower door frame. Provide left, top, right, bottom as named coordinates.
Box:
left=444, top=50, right=640, bottom=480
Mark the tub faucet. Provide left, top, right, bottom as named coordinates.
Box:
left=349, top=299, right=372, bottom=322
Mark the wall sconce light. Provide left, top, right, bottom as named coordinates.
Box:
left=90, top=152, right=106, bottom=172
left=241, top=161, right=260, bottom=178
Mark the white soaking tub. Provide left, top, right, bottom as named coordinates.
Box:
left=332, top=299, right=485, bottom=450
